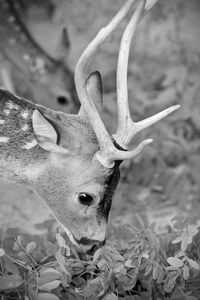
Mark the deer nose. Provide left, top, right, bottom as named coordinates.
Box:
left=86, top=239, right=106, bottom=255
left=75, top=237, right=106, bottom=254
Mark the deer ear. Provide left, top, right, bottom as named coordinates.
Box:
left=32, top=110, right=68, bottom=154
left=86, top=71, right=103, bottom=111
left=78, top=71, right=103, bottom=117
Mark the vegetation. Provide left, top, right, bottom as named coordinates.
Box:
left=0, top=214, right=200, bottom=299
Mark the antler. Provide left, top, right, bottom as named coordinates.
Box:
left=75, top=0, right=180, bottom=168
left=75, top=0, right=139, bottom=168
left=113, top=0, right=180, bottom=148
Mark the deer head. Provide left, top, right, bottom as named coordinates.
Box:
left=0, top=0, right=179, bottom=253
left=0, top=0, right=79, bottom=113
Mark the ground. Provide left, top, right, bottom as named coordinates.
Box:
left=0, top=0, right=200, bottom=237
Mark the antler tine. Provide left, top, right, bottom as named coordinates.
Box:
left=113, top=0, right=180, bottom=149
left=74, top=0, right=138, bottom=167
left=113, top=0, right=146, bottom=148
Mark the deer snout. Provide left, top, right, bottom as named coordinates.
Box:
left=87, top=239, right=106, bottom=255
left=75, top=237, right=106, bottom=254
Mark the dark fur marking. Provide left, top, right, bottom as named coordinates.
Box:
left=96, top=140, right=127, bottom=222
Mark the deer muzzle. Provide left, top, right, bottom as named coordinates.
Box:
left=75, top=237, right=106, bottom=254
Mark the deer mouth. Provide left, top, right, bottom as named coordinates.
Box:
left=61, top=225, right=105, bottom=253
left=58, top=221, right=104, bottom=253
left=74, top=236, right=106, bottom=254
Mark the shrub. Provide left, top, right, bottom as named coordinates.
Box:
left=0, top=214, right=200, bottom=300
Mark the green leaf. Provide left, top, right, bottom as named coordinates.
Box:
left=39, top=268, right=61, bottom=286
left=55, top=250, right=68, bottom=274
left=187, top=225, right=199, bottom=238
left=180, top=225, right=199, bottom=252
left=129, top=214, right=145, bottom=232
left=18, top=251, right=28, bottom=262
left=152, top=265, right=160, bottom=280
left=167, top=257, right=184, bottom=268
left=157, top=268, right=164, bottom=284
left=0, top=249, right=5, bottom=257
left=72, top=275, right=86, bottom=287
left=97, top=258, right=107, bottom=268
left=103, top=293, right=118, bottom=300
left=26, top=241, right=37, bottom=253
left=39, top=280, right=61, bottom=291
left=86, top=263, right=96, bottom=273
left=104, top=245, right=124, bottom=262
left=164, top=276, right=177, bottom=293
left=144, top=262, right=152, bottom=276
left=123, top=276, right=137, bottom=291
left=183, top=265, right=189, bottom=280
left=187, top=258, right=199, bottom=270
left=145, top=229, right=159, bottom=249
left=93, top=248, right=102, bottom=262
left=13, top=241, right=20, bottom=251
left=16, top=235, right=23, bottom=244
left=28, top=288, right=39, bottom=300
left=37, top=293, right=60, bottom=300
left=172, top=234, right=184, bottom=244
left=125, top=259, right=135, bottom=268
left=71, top=261, right=85, bottom=275
left=172, top=216, right=186, bottom=230
left=114, top=264, right=126, bottom=275
left=170, top=287, right=193, bottom=300
left=0, top=274, right=23, bottom=290
left=88, top=276, right=104, bottom=292
left=44, top=241, right=56, bottom=256
left=56, top=233, right=70, bottom=256
left=181, top=235, right=189, bottom=252
left=3, top=258, right=19, bottom=274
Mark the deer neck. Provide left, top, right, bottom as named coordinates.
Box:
left=0, top=152, right=48, bottom=184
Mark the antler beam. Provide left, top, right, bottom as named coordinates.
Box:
left=75, top=0, right=180, bottom=168
left=75, top=0, right=139, bottom=167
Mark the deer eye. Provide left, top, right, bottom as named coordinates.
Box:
left=57, top=95, right=69, bottom=105
left=78, top=193, right=94, bottom=206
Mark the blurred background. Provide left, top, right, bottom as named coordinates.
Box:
left=0, top=0, right=199, bottom=236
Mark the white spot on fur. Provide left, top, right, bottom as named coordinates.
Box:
left=7, top=102, right=14, bottom=109
left=22, top=139, right=37, bottom=150
left=21, top=124, right=28, bottom=131
left=7, top=101, right=19, bottom=110
left=23, top=54, right=30, bottom=61
left=3, top=109, right=10, bottom=115
left=21, top=111, right=29, bottom=119
left=23, top=164, right=46, bottom=181
left=0, top=120, right=5, bottom=124
left=0, top=137, right=9, bottom=143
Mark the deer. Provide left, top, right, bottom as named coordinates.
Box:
left=0, top=0, right=179, bottom=253
left=0, top=0, right=79, bottom=112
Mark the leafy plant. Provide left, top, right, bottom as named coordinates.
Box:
left=0, top=213, right=200, bottom=300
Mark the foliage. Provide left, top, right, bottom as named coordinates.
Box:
left=0, top=214, right=200, bottom=300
